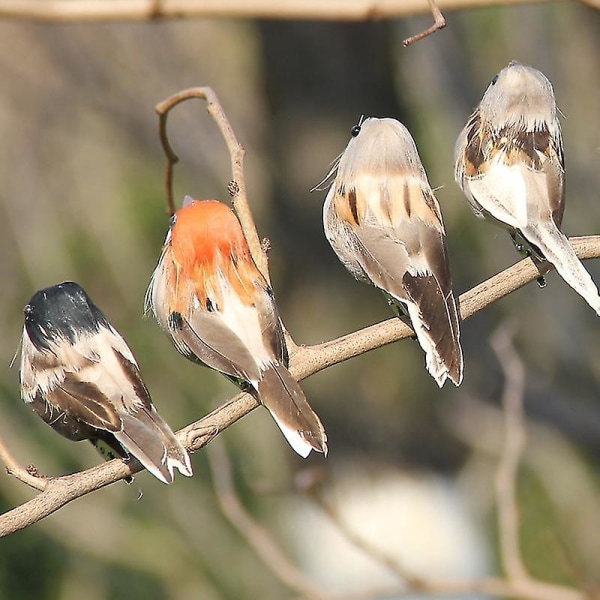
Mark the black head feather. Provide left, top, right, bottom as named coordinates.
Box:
left=24, top=282, right=111, bottom=352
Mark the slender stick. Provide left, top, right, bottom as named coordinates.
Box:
left=491, top=324, right=530, bottom=581
left=2, top=237, right=600, bottom=539
left=402, top=0, right=446, bottom=46
left=207, top=439, right=326, bottom=599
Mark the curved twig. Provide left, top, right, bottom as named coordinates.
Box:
left=402, top=0, right=446, bottom=46
left=0, top=436, right=47, bottom=492
left=155, top=87, right=268, bottom=280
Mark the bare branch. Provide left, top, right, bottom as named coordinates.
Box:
left=294, top=236, right=600, bottom=378
left=3, top=237, right=600, bottom=538
left=402, top=0, right=446, bottom=46
left=209, top=439, right=585, bottom=600
left=491, top=324, right=530, bottom=581
left=155, top=87, right=269, bottom=281
left=0, top=0, right=556, bottom=23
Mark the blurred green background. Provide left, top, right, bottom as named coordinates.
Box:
left=0, top=3, right=599, bottom=598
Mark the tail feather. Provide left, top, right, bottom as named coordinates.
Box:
left=257, top=364, right=327, bottom=458
left=114, top=408, right=193, bottom=484
left=402, top=274, right=463, bottom=388
left=523, top=223, right=600, bottom=315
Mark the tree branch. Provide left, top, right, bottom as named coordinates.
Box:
left=3, top=238, right=600, bottom=540
left=3, top=84, right=600, bottom=600
left=294, top=236, right=600, bottom=378
left=0, top=0, right=559, bottom=23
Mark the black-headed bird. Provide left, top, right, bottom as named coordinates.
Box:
left=20, top=281, right=192, bottom=484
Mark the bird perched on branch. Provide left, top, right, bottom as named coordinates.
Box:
left=19, top=281, right=192, bottom=484
left=322, top=117, right=463, bottom=387
left=455, top=61, right=600, bottom=315
left=146, top=197, right=327, bottom=458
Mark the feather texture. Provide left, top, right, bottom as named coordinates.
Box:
left=146, top=199, right=327, bottom=457
left=455, top=61, right=600, bottom=315
left=20, top=282, right=192, bottom=484
left=323, top=117, right=463, bottom=387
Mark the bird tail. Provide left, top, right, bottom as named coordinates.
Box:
left=523, top=222, right=600, bottom=316
left=401, top=275, right=464, bottom=388
left=113, top=407, right=193, bottom=484
left=257, top=364, right=327, bottom=458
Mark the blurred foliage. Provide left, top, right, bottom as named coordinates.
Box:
left=0, top=3, right=599, bottom=598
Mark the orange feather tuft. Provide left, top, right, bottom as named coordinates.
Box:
left=170, top=199, right=266, bottom=306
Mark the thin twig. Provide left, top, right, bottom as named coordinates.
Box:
left=206, top=438, right=326, bottom=599
left=402, top=0, right=446, bottom=46
left=491, top=324, right=530, bottom=582
left=155, top=87, right=269, bottom=280
left=0, top=0, right=555, bottom=23
left=0, top=435, right=47, bottom=491
left=208, top=443, right=587, bottom=600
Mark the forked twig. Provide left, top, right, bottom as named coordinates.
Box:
left=402, top=0, right=446, bottom=46
left=155, top=87, right=269, bottom=280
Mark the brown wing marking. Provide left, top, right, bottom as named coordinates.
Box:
left=171, top=311, right=261, bottom=383
left=52, top=373, right=122, bottom=432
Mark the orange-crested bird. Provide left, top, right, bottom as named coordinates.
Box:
left=146, top=197, right=327, bottom=458
left=20, top=281, right=192, bottom=484
left=323, top=117, right=463, bottom=387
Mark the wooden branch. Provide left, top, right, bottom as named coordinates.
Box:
left=156, top=87, right=269, bottom=282
left=294, top=235, right=600, bottom=378
left=208, top=437, right=585, bottom=600
left=2, top=237, right=600, bottom=540
left=0, top=0, right=557, bottom=23
left=307, top=489, right=427, bottom=590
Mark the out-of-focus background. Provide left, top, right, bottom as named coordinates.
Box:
left=0, top=3, right=599, bottom=598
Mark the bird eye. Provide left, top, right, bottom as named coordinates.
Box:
left=491, top=74, right=499, bottom=85
left=169, top=214, right=177, bottom=228
left=351, top=124, right=361, bottom=137
left=23, top=304, right=33, bottom=316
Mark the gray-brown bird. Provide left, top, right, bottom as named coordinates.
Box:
left=323, top=117, right=463, bottom=387
left=455, top=61, right=600, bottom=315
